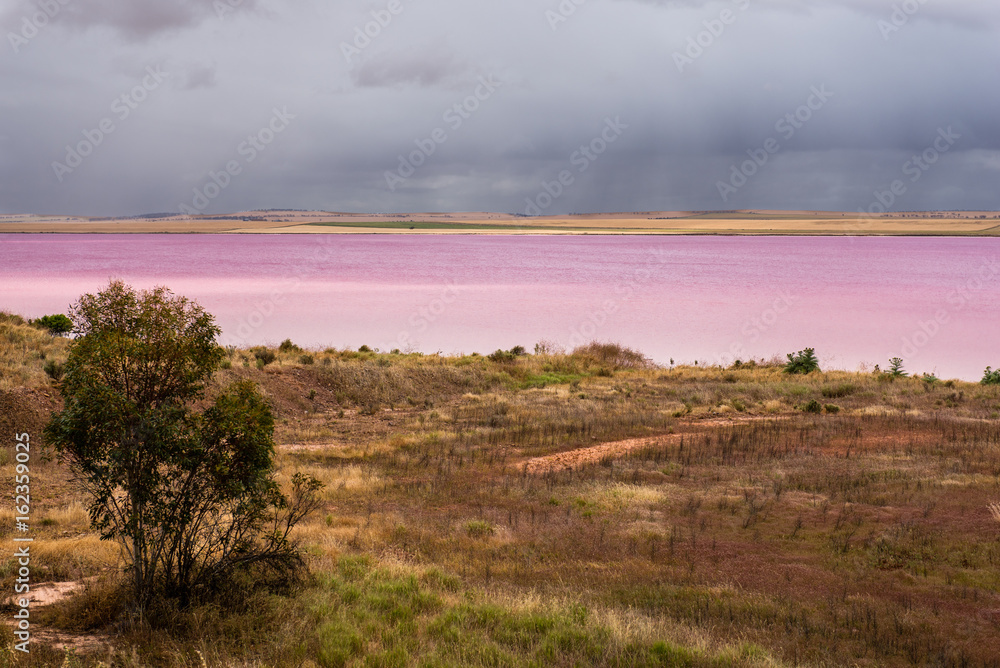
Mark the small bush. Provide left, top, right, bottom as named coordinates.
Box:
left=299, top=354, right=315, bottom=365
left=358, top=345, right=373, bottom=353
left=784, top=348, right=819, bottom=374
left=253, top=347, right=277, bottom=366
left=0, top=312, right=26, bottom=326
left=488, top=349, right=517, bottom=364
left=983, top=367, right=1000, bottom=386
left=32, top=314, right=73, bottom=336
left=888, top=357, right=907, bottom=378
left=279, top=339, right=301, bottom=353
left=571, top=342, right=651, bottom=370
left=824, top=404, right=840, bottom=414
left=801, top=400, right=823, bottom=414
left=465, top=520, right=494, bottom=539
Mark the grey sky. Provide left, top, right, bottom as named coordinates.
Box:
left=1, top=0, right=998, bottom=216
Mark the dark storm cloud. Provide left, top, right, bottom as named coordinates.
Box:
left=2, top=0, right=259, bottom=40
left=1, top=0, right=998, bottom=217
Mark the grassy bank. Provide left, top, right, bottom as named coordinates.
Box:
left=2, top=317, right=1000, bottom=666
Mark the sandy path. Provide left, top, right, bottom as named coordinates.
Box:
left=520, top=416, right=785, bottom=474
left=5, top=579, right=110, bottom=653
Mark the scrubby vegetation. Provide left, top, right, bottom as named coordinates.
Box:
left=30, top=314, right=73, bottom=336
left=3, top=315, right=1000, bottom=666
left=782, top=348, right=819, bottom=375
left=42, top=283, right=324, bottom=613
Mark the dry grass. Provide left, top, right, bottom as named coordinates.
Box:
left=0, top=312, right=69, bottom=390
left=6, top=339, right=1000, bottom=665
left=42, top=501, right=90, bottom=529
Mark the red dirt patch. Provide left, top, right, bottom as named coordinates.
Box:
left=520, top=416, right=785, bottom=474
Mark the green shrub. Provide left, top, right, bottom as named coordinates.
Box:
left=824, top=404, right=840, bottom=414
left=253, top=347, right=277, bottom=366
left=784, top=348, right=819, bottom=374
left=888, top=357, right=908, bottom=378
left=488, top=349, right=517, bottom=364
left=42, top=281, right=323, bottom=608
left=358, top=345, right=373, bottom=353
left=983, top=367, right=1000, bottom=385
left=32, top=314, right=73, bottom=336
left=465, top=520, right=494, bottom=539
left=801, top=400, right=823, bottom=414
left=299, top=354, right=315, bottom=365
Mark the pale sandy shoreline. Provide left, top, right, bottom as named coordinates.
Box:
left=1, top=209, right=998, bottom=235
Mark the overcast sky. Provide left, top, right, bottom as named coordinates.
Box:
left=1, top=0, right=998, bottom=217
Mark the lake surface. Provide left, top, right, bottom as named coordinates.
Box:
left=2, top=234, right=998, bottom=381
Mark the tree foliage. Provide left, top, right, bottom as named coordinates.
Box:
left=32, top=313, right=73, bottom=336
left=44, top=281, right=322, bottom=608
left=783, top=348, right=820, bottom=374
left=983, top=367, right=1000, bottom=386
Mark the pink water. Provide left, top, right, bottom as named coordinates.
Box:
left=2, top=234, right=998, bottom=381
